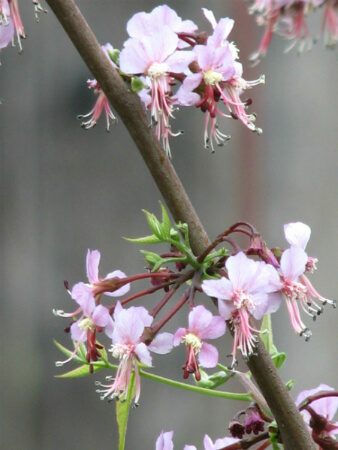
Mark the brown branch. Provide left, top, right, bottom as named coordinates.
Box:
left=45, top=1, right=315, bottom=448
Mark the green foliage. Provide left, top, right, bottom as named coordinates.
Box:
left=260, top=315, right=287, bottom=370
left=116, top=372, right=135, bottom=450
left=196, top=368, right=233, bottom=390
left=56, top=363, right=106, bottom=379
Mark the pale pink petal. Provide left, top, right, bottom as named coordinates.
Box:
left=0, top=19, right=14, bottom=49
left=104, top=315, right=114, bottom=339
left=218, top=299, right=235, bottom=320
left=188, top=305, right=213, bottom=333
left=296, top=384, right=338, bottom=421
left=182, top=73, right=203, bottom=91
left=264, top=292, right=283, bottom=315
left=113, top=300, right=123, bottom=320
left=126, top=11, right=152, bottom=39
left=183, top=446, right=196, bottom=450
left=226, top=252, right=258, bottom=291
left=86, top=249, right=100, bottom=283
left=178, top=19, right=198, bottom=33
left=156, top=431, right=174, bottom=450
left=202, top=8, right=217, bottom=29
left=194, top=44, right=216, bottom=70
left=208, top=18, right=235, bottom=48
left=199, top=342, right=219, bottom=368
left=144, top=28, right=178, bottom=63
left=112, top=308, right=145, bottom=344
left=135, top=306, right=153, bottom=328
left=152, top=4, right=179, bottom=29
left=284, top=222, right=311, bottom=250
left=135, top=342, right=152, bottom=366
left=148, top=332, right=173, bottom=354
left=104, top=270, right=130, bottom=297
left=92, top=305, right=110, bottom=327
left=202, top=277, right=233, bottom=300
left=214, top=436, right=239, bottom=448
left=173, top=327, right=187, bottom=346
left=119, top=39, right=149, bottom=74
left=280, top=247, right=307, bottom=281
left=165, top=50, right=195, bottom=73
left=203, top=435, right=215, bottom=450
left=250, top=292, right=269, bottom=320
left=174, top=87, right=200, bottom=106
left=70, top=321, right=87, bottom=342
left=71, top=282, right=95, bottom=315
left=199, top=316, right=226, bottom=340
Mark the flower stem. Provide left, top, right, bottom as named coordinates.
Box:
left=139, top=369, right=251, bottom=402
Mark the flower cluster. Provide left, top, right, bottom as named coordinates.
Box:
left=0, top=0, right=45, bottom=52
left=54, top=212, right=336, bottom=412
left=80, top=5, right=264, bottom=156
left=154, top=383, right=338, bottom=449
left=247, top=0, right=338, bottom=63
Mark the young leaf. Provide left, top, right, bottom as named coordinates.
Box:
left=124, top=235, right=162, bottom=245
left=54, top=340, right=83, bottom=363
left=271, top=352, right=287, bottom=369
left=260, top=314, right=274, bottom=354
left=196, top=369, right=233, bottom=389
left=116, top=371, right=135, bottom=450
left=160, top=202, right=171, bottom=238
left=56, top=363, right=106, bottom=379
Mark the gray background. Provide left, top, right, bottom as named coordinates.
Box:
left=1, top=1, right=337, bottom=449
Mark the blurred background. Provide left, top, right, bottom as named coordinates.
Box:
left=1, top=1, right=337, bottom=449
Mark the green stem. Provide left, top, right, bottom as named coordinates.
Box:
left=139, top=369, right=251, bottom=401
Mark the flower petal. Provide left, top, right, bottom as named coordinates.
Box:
left=202, top=277, right=233, bottom=300
left=199, top=342, right=219, bottom=368
left=188, top=305, right=213, bottom=333
left=70, top=321, right=87, bottom=342
left=165, top=50, right=195, bottom=73
left=226, top=252, right=258, bottom=291
left=104, top=270, right=130, bottom=297
left=284, top=222, right=311, bottom=250
left=280, top=247, right=307, bottom=281
left=71, top=282, right=95, bottom=315
left=0, top=19, right=14, bottom=49
left=86, top=249, right=100, bottom=283
left=218, top=299, right=235, bottom=320
left=149, top=332, right=173, bottom=354
left=173, top=327, right=187, bottom=346
left=135, top=342, right=152, bottom=366
left=92, top=305, right=110, bottom=327
left=199, top=316, right=226, bottom=340
left=155, top=431, right=174, bottom=450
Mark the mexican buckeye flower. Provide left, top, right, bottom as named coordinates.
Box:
left=322, top=0, right=338, bottom=48
left=273, top=222, right=336, bottom=339
left=202, top=252, right=280, bottom=364
left=296, top=384, right=338, bottom=448
left=96, top=303, right=173, bottom=404
left=54, top=249, right=130, bottom=366
left=175, top=9, right=264, bottom=152
left=0, top=0, right=14, bottom=50
left=119, top=6, right=196, bottom=157
left=173, top=305, right=226, bottom=381
left=78, top=43, right=117, bottom=131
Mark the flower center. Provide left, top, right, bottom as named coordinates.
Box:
left=148, top=62, right=169, bottom=79
left=203, top=70, right=223, bottom=86
left=110, top=343, right=134, bottom=360
left=78, top=317, right=95, bottom=331
left=182, top=333, right=202, bottom=352
left=282, top=279, right=307, bottom=301
left=232, top=290, right=254, bottom=310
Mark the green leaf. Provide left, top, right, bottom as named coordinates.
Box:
left=109, top=49, right=120, bottom=65
left=260, top=314, right=274, bottom=354
left=196, top=369, right=233, bottom=389
left=271, top=352, right=287, bottom=369
left=160, top=202, right=171, bottom=238
left=285, top=379, right=295, bottom=390
left=56, top=363, right=106, bottom=379
left=124, top=234, right=162, bottom=245
left=54, top=340, right=83, bottom=363
left=140, top=250, right=162, bottom=267
left=142, top=209, right=163, bottom=238
left=131, top=76, right=145, bottom=93
left=116, top=371, right=135, bottom=450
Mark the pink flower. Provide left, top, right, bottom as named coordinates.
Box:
left=297, top=384, right=338, bottom=444
left=202, top=252, right=280, bottom=363
left=0, top=0, right=14, bottom=50
left=184, top=435, right=239, bottom=450
left=79, top=43, right=117, bottom=131
left=96, top=304, right=173, bottom=403
left=70, top=249, right=130, bottom=305
left=119, top=28, right=195, bottom=156
left=175, top=9, right=264, bottom=152
left=322, top=0, right=338, bottom=48
left=155, top=431, right=174, bottom=450
left=173, top=305, right=226, bottom=380
left=276, top=222, right=336, bottom=337
left=126, top=4, right=197, bottom=49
